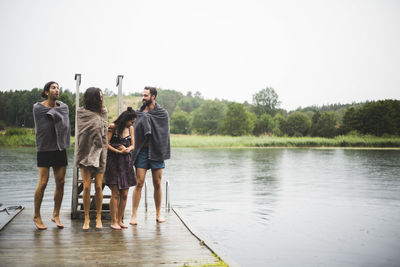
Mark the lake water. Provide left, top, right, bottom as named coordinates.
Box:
left=1, top=147, right=400, bottom=267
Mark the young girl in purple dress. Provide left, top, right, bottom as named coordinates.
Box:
left=104, top=107, right=137, bottom=230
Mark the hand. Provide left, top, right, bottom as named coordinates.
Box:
left=117, top=145, right=126, bottom=151
left=120, top=147, right=129, bottom=154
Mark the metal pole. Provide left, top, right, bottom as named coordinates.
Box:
left=116, top=75, right=124, bottom=115
left=144, top=179, right=148, bottom=212
left=71, top=73, right=81, bottom=219
left=165, top=180, right=170, bottom=212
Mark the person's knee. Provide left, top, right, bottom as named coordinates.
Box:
left=95, top=185, right=102, bottom=193
left=153, top=181, right=161, bottom=190
left=37, top=175, right=49, bottom=190
left=83, top=185, right=91, bottom=195
left=120, top=191, right=128, bottom=201
left=111, top=191, right=120, bottom=200
left=152, top=169, right=162, bottom=184
left=152, top=176, right=162, bottom=188
left=136, top=179, right=145, bottom=189
left=55, top=178, right=65, bottom=188
left=37, top=179, right=48, bottom=191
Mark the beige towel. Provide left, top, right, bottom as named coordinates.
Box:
left=75, top=107, right=108, bottom=173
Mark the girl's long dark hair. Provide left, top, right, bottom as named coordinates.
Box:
left=113, top=107, right=136, bottom=136
left=83, top=87, right=103, bottom=113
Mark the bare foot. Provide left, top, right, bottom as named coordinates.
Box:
left=51, top=216, right=64, bottom=229
left=110, top=223, right=121, bottom=230
left=156, top=216, right=166, bottom=223
left=129, top=217, right=138, bottom=225
left=82, top=219, right=90, bottom=230
left=119, top=222, right=128, bottom=229
left=33, top=217, right=47, bottom=230
left=95, top=219, right=103, bottom=229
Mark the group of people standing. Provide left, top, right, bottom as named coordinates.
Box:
left=32, top=81, right=170, bottom=230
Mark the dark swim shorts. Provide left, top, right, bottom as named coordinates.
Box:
left=37, top=150, right=68, bottom=167
left=134, top=147, right=165, bottom=170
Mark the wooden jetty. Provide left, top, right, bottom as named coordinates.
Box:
left=0, top=208, right=235, bottom=266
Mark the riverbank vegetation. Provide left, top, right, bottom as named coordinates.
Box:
left=0, top=128, right=36, bottom=146
left=1, top=86, right=399, bottom=142
left=1, top=130, right=400, bottom=148
left=170, top=134, right=400, bottom=148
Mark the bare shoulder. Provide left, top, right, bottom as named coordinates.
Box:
left=108, top=123, right=116, bottom=131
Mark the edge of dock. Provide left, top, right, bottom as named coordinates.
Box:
left=172, top=207, right=240, bottom=267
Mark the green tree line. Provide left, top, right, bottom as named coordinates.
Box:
left=157, top=87, right=400, bottom=137
left=1, top=87, right=399, bottom=138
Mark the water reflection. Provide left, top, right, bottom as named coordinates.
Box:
left=250, top=149, right=282, bottom=222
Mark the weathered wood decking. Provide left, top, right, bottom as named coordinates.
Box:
left=0, top=208, right=231, bottom=266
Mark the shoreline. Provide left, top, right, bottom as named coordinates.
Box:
left=1, top=134, right=400, bottom=148
left=172, top=146, right=400, bottom=150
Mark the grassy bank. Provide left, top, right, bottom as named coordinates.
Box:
left=170, top=135, right=400, bottom=148
left=0, top=133, right=37, bottom=147
left=0, top=129, right=74, bottom=147
left=1, top=132, right=400, bottom=148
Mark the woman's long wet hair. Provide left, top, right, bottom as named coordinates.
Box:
left=83, top=87, right=103, bottom=113
left=113, top=107, right=136, bottom=136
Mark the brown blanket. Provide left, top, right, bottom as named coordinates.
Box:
left=75, top=107, right=108, bottom=172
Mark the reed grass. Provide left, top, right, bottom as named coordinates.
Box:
left=170, top=134, right=400, bottom=148
left=0, top=133, right=36, bottom=147
left=0, top=131, right=73, bottom=147
left=1, top=133, right=400, bottom=148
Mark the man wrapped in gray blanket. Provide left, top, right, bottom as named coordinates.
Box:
left=129, top=86, right=171, bottom=225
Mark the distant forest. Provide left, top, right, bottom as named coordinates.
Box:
left=0, top=87, right=399, bottom=137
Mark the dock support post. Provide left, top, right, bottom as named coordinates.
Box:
left=71, top=73, right=81, bottom=219
left=116, top=75, right=124, bottom=115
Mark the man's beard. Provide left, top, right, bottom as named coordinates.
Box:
left=143, top=98, right=153, bottom=107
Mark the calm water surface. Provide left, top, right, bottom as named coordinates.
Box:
left=1, top=147, right=400, bottom=267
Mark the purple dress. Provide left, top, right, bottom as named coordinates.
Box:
left=104, top=134, right=136, bottom=189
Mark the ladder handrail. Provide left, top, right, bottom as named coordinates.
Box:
left=144, top=179, right=171, bottom=213
left=71, top=74, right=81, bottom=219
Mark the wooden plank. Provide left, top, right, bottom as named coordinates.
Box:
left=0, top=208, right=228, bottom=266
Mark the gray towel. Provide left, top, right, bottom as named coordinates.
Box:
left=75, top=107, right=108, bottom=172
left=33, top=101, right=70, bottom=152
left=131, top=103, right=171, bottom=162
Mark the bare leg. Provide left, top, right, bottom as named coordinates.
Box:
left=94, top=172, right=104, bottom=229
left=152, top=168, right=165, bottom=223
left=130, top=168, right=146, bottom=225
left=51, top=166, right=66, bottom=228
left=118, top=189, right=129, bottom=228
left=109, top=185, right=121, bottom=230
left=81, top=167, right=92, bottom=230
left=33, top=167, right=50, bottom=230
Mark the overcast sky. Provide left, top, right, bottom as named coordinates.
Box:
left=0, top=0, right=399, bottom=110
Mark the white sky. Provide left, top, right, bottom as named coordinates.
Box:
left=0, top=0, right=399, bottom=111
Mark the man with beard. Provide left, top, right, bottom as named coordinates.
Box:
left=129, top=86, right=170, bottom=224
